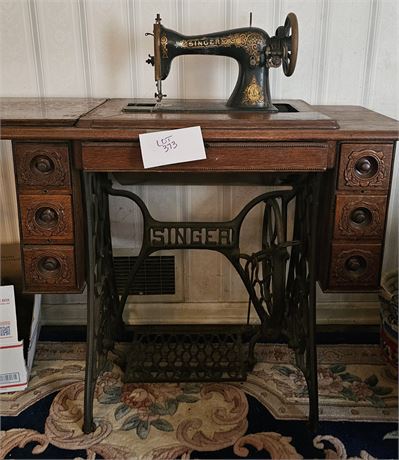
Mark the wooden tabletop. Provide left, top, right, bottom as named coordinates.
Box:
left=76, top=99, right=339, bottom=130
left=0, top=97, right=106, bottom=127
left=0, top=98, right=398, bottom=142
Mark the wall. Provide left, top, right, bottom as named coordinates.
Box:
left=1, top=0, right=398, bottom=326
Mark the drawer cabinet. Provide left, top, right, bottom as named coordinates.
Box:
left=329, top=243, right=382, bottom=289
left=13, top=142, right=71, bottom=188
left=338, top=143, right=392, bottom=191
left=13, top=141, right=84, bottom=293
left=23, top=246, right=77, bottom=291
left=318, top=142, right=394, bottom=292
left=19, top=194, right=74, bottom=243
left=333, top=194, right=387, bottom=240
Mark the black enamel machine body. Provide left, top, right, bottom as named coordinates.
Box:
left=145, top=13, right=298, bottom=111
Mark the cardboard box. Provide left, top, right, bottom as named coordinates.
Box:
left=0, top=285, right=41, bottom=393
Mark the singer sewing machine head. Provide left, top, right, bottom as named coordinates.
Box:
left=145, top=13, right=298, bottom=112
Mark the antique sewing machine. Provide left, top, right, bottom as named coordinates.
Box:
left=2, top=9, right=398, bottom=436
left=126, top=12, right=298, bottom=112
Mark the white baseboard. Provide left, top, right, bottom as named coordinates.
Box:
left=41, top=300, right=380, bottom=326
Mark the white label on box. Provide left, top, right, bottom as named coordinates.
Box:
left=139, top=126, right=206, bottom=169
left=0, top=285, right=18, bottom=344
left=0, top=342, right=28, bottom=392
left=0, top=371, right=21, bottom=384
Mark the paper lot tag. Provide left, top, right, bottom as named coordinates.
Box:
left=139, top=126, right=206, bottom=169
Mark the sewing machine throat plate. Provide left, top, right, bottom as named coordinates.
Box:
left=123, top=99, right=297, bottom=113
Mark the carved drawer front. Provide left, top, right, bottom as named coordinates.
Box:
left=13, top=142, right=71, bottom=188
left=19, top=195, right=74, bottom=243
left=329, top=243, right=382, bottom=290
left=338, top=143, right=393, bottom=191
left=333, top=195, right=387, bottom=240
left=23, top=246, right=77, bottom=292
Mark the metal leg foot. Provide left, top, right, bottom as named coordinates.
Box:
left=307, top=371, right=319, bottom=432
left=83, top=302, right=96, bottom=433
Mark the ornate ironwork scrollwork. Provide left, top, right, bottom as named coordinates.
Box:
left=82, top=174, right=321, bottom=432
left=82, top=172, right=120, bottom=433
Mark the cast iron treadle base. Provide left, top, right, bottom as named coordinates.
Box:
left=82, top=175, right=321, bottom=433
left=124, top=325, right=257, bottom=382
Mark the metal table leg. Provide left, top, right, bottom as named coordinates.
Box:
left=82, top=172, right=120, bottom=434
left=284, top=174, right=321, bottom=430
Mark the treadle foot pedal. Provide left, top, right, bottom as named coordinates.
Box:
left=124, top=324, right=258, bottom=382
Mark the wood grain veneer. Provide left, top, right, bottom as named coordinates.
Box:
left=13, top=142, right=71, bottom=189
left=338, top=143, right=393, bottom=191
left=328, top=243, right=382, bottom=291
left=22, top=245, right=78, bottom=292
left=80, top=141, right=331, bottom=172
left=18, top=194, right=74, bottom=244
left=333, top=194, right=387, bottom=240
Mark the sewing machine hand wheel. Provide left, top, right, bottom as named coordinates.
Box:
left=277, top=12, right=298, bottom=76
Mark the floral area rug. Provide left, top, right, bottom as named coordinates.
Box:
left=0, top=342, right=397, bottom=459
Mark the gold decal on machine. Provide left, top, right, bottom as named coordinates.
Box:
left=161, top=34, right=168, bottom=58
left=242, top=76, right=264, bottom=105
left=177, top=32, right=264, bottom=65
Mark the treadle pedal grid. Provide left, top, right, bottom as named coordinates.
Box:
left=124, top=325, right=257, bottom=382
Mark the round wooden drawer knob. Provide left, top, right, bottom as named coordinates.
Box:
left=355, top=156, right=377, bottom=178
left=350, top=207, right=372, bottom=226
left=39, top=256, right=60, bottom=273
left=30, top=155, right=55, bottom=174
left=345, top=255, right=366, bottom=274
left=35, top=207, right=59, bottom=228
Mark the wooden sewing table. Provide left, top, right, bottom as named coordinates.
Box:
left=1, top=98, right=397, bottom=432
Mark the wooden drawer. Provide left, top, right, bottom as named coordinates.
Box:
left=80, top=141, right=330, bottom=172
left=19, top=195, right=74, bottom=243
left=328, top=243, right=382, bottom=290
left=22, top=246, right=79, bottom=292
left=333, top=194, right=387, bottom=240
left=13, top=142, right=71, bottom=188
left=338, top=143, right=393, bottom=191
